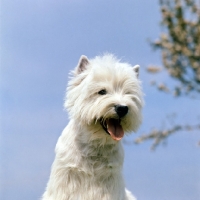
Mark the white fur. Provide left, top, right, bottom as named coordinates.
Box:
left=42, top=54, right=143, bottom=200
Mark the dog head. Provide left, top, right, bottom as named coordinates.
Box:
left=65, top=54, right=143, bottom=141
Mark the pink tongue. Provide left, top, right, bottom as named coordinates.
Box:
left=106, top=119, right=124, bottom=141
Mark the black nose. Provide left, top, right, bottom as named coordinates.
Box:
left=115, top=105, right=128, bottom=118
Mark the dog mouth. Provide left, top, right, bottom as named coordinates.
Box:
left=100, top=118, right=124, bottom=141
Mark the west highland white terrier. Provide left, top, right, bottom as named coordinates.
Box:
left=42, top=54, right=143, bottom=200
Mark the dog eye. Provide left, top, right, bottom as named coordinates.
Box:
left=125, top=92, right=132, bottom=95
left=98, top=89, right=107, bottom=95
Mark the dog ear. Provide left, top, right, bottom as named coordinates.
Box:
left=75, top=55, right=90, bottom=74
left=133, top=65, right=140, bottom=78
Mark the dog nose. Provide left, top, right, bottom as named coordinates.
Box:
left=115, top=105, right=128, bottom=118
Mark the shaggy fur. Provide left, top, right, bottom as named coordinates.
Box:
left=42, top=54, right=143, bottom=200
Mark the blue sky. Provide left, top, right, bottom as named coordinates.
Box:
left=1, top=0, right=200, bottom=200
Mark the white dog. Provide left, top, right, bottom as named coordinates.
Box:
left=42, top=54, right=143, bottom=200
